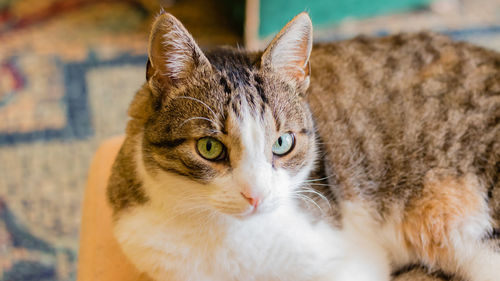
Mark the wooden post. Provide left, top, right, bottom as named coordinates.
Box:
left=244, top=0, right=260, bottom=50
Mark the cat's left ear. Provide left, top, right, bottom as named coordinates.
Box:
left=147, top=11, right=211, bottom=88
left=261, top=12, right=313, bottom=91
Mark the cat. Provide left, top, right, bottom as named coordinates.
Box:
left=107, top=10, right=500, bottom=281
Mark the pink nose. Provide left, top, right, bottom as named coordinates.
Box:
left=240, top=191, right=260, bottom=208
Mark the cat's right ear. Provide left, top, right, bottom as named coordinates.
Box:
left=147, top=12, right=211, bottom=88
left=261, top=12, right=313, bottom=92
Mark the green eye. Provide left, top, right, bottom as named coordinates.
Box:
left=196, top=137, right=225, bottom=160
left=272, top=132, right=295, bottom=156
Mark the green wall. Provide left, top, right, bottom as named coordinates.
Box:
left=259, top=0, right=432, bottom=38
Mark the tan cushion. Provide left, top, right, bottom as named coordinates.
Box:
left=77, top=136, right=152, bottom=281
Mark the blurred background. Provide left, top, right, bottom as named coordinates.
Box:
left=0, top=0, right=499, bottom=280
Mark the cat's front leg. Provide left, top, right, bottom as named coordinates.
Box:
left=313, top=227, right=391, bottom=281
left=306, top=241, right=390, bottom=281
left=331, top=237, right=391, bottom=281
left=286, top=213, right=390, bottom=281
left=313, top=251, right=391, bottom=281
left=330, top=203, right=392, bottom=281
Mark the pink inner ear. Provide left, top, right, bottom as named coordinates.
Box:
left=283, top=38, right=311, bottom=80
left=148, top=13, right=210, bottom=84
left=261, top=13, right=312, bottom=83
left=152, top=24, right=194, bottom=80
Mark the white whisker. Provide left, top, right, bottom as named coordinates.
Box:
left=294, top=186, right=332, bottom=211
left=179, top=116, right=221, bottom=130
left=303, top=174, right=335, bottom=183
left=290, top=194, right=325, bottom=215
left=305, top=183, right=332, bottom=187
left=174, top=96, right=219, bottom=120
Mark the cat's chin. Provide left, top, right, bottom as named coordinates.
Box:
left=230, top=202, right=279, bottom=220
left=234, top=205, right=258, bottom=219
left=213, top=206, right=258, bottom=220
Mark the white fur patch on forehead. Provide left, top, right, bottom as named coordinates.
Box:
left=261, top=12, right=313, bottom=84
left=148, top=12, right=210, bottom=82
left=229, top=95, right=267, bottom=156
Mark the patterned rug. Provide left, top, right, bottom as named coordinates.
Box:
left=0, top=0, right=499, bottom=280
left=0, top=1, right=156, bottom=279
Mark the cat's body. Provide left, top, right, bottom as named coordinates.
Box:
left=308, top=33, right=500, bottom=280
left=108, top=12, right=500, bottom=281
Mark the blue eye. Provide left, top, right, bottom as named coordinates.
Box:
left=272, top=132, right=295, bottom=156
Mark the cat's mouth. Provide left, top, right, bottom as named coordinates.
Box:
left=232, top=197, right=279, bottom=219
left=216, top=197, right=265, bottom=219
left=237, top=205, right=258, bottom=218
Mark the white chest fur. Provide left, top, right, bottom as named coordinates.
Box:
left=114, top=203, right=346, bottom=281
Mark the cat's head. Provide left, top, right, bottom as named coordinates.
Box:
left=134, top=11, right=316, bottom=218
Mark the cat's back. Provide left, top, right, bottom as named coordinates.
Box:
left=309, top=32, right=500, bottom=111
left=307, top=32, right=500, bottom=216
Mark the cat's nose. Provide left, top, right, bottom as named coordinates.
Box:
left=240, top=191, right=261, bottom=208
